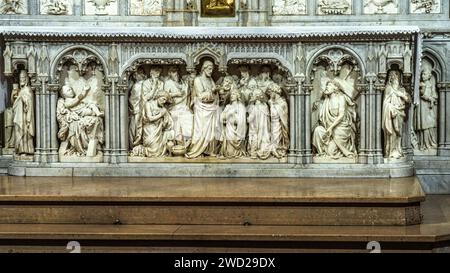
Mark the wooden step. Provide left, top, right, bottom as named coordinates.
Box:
left=0, top=176, right=425, bottom=226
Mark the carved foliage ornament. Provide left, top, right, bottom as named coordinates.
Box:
left=318, top=0, right=351, bottom=15
left=313, top=50, right=359, bottom=76
left=40, top=0, right=73, bottom=15
left=85, top=0, right=117, bottom=15
left=56, top=49, right=104, bottom=84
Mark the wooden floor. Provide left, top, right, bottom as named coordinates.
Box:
left=0, top=176, right=447, bottom=252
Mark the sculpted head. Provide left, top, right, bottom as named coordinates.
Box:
left=134, top=67, right=146, bottom=81
left=201, top=60, right=214, bottom=77
left=388, top=70, right=401, bottom=87
left=260, top=65, right=271, bottom=80
left=155, top=91, right=170, bottom=106
left=324, top=80, right=341, bottom=96
left=150, top=66, right=162, bottom=79
left=19, top=70, right=29, bottom=87
left=267, top=82, right=282, bottom=99
left=239, top=65, right=250, bottom=79
left=67, top=65, right=80, bottom=81
left=167, top=66, right=179, bottom=82
left=421, top=67, right=432, bottom=82
left=222, top=76, right=235, bottom=91
left=230, top=90, right=242, bottom=102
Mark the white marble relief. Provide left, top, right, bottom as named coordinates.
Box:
left=56, top=57, right=105, bottom=158
left=410, top=0, right=440, bottom=14
left=312, top=62, right=358, bottom=161
left=85, top=0, right=117, bottom=15
left=272, top=0, right=307, bottom=15
left=364, top=0, right=399, bottom=14
left=317, top=0, right=351, bottom=15
left=130, top=0, right=162, bottom=15
left=382, top=70, right=411, bottom=159
left=40, top=0, right=73, bottom=15
left=0, top=0, right=27, bottom=14
left=127, top=60, right=290, bottom=160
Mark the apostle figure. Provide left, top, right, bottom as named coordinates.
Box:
left=312, top=80, right=357, bottom=159
left=219, top=90, right=247, bottom=158
left=268, top=83, right=289, bottom=158
left=164, top=66, right=193, bottom=146
left=414, top=66, right=438, bottom=150
left=186, top=60, right=220, bottom=158
left=12, top=70, right=35, bottom=155
left=142, top=66, right=164, bottom=103
left=247, top=89, right=271, bottom=160
left=237, top=65, right=257, bottom=104
left=139, top=91, right=174, bottom=157
left=257, top=65, right=275, bottom=94
left=129, top=67, right=146, bottom=149
left=382, top=70, right=411, bottom=159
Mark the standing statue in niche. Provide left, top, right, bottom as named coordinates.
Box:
left=268, top=83, right=289, bottom=158
left=56, top=65, right=104, bottom=157
left=129, top=67, right=146, bottom=150
left=414, top=65, right=438, bottom=150
left=12, top=70, right=34, bottom=155
left=382, top=70, right=411, bottom=159
left=186, top=60, right=220, bottom=158
left=312, top=80, right=357, bottom=159
left=164, top=66, right=193, bottom=147
left=257, top=65, right=275, bottom=94
left=219, top=89, right=247, bottom=158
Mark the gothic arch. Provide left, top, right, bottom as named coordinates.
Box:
left=306, top=45, right=366, bottom=84
left=423, top=47, right=445, bottom=82
left=226, top=53, right=294, bottom=78
left=50, top=44, right=109, bottom=84
left=119, top=53, right=188, bottom=80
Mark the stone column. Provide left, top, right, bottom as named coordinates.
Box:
left=118, top=84, right=128, bottom=163
left=48, top=84, right=60, bottom=162
left=33, top=82, right=42, bottom=162
left=358, top=80, right=369, bottom=164
left=302, top=83, right=312, bottom=164
left=103, top=84, right=111, bottom=163
left=287, top=81, right=297, bottom=164
left=438, top=82, right=450, bottom=156
left=372, top=79, right=385, bottom=164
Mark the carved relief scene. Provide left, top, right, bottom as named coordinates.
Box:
left=310, top=49, right=361, bottom=163
left=129, top=0, right=162, bottom=15
left=272, top=0, right=307, bottom=15
left=364, top=0, right=399, bottom=14
left=84, top=0, right=118, bottom=15
left=0, top=0, right=27, bottom=14
left=40, top=0, right=73, bottom=15
left=317, top=0, right=352, bottom=15
left=126, top=58, right=290, bottom=162
left=410, top=0, right=441, bottom=14
left=55, top=50, right=105, bottom=162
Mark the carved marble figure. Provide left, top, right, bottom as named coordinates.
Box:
left=129, top=67, right=146, bottom=149
left=219, top=90, right=247, bottom=158
left=12, top=70, right=34, bottom=155
left=312, top=80, right=357, bottom=159
left=382, top=70, right=411, bottom=159
left=247, top=88, right=271, bottom=160
left=268, top=83, right=289, bottom=158
left=237, top=65, right=257, bottom=104
left=142, top=66, right=164, bottom=104
left=186, top=60, right=220, bottom=158
left=0, top=0, right=26, bottom=14
left=164, top=66, right=193, bottom=146
left=272, top=0, right=306, bottom=15
left=57, top=65, right=104, bottom=157
left=130, top=0, right=162, bottom=15
left=414, top=65, right=438, bottom=150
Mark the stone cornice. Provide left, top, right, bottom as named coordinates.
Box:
left=0, top=26, right=420, bottom=42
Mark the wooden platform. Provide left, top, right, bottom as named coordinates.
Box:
left=0, top=176, right=424, bottom=226
left=0, top=175, right=444, bottom=253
